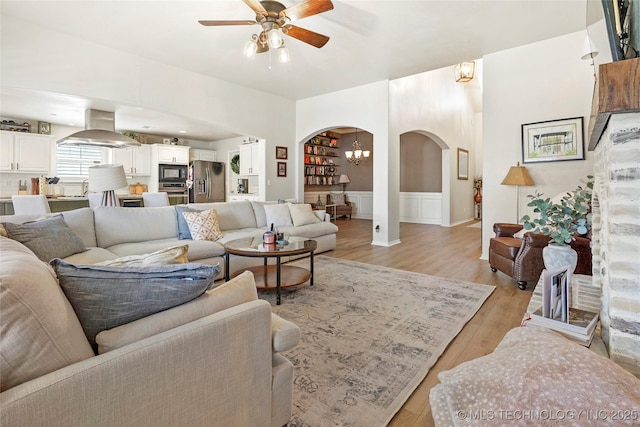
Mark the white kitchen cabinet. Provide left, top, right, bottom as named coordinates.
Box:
left=155, top=144, right=189, bottom=164
left=239, top=143, right=261, bottom=175
left=0, top=131, right=51, bottom=173
left=229, top=194, right=259, bottom=202
left=113, top=144, right=152, bottom=176
left=189, top=149, right=217, bottom=162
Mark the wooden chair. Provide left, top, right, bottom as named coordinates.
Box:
left=326, top=193, right=352, bottom=220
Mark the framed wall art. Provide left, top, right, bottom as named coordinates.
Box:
left=276, top=146, right=288, bottom=159
left=521, top=117, right=584, bottom=164
left=277, top=162, right=287, bottom=177
left=457, top=148, right=469, bottom=180
left=37, top=121, right=51, bottom=135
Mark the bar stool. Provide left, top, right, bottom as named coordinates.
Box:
left=11, top=195, right=51, bottom=215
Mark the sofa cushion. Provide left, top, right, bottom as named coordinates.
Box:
left=328, top=193, right=346, bottom=205
left=2, top=215, right=87, bottom=262
left=50, top=259, right=220, bottom=345
left=174, top=205, right=195, bottom=239
left=182, top=209, right=223, bottom=241
left=264, top=203, right=293, bottom=228
left=278, top=221, right=339, bottom=239
left=0, top=237, right=94, bottom=392
left=186, top=201, right=257, bottom=231
left=250, top=201, right=269, bottom=228
left=96, top=270, right=258, bottom=353
left=288, top=203, right=321, bottom=227
left=96, top=245, right=189, bottom=266
left=94, top=206, right=178, bottom=248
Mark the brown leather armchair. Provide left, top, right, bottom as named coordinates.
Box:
left=326, top=193, right=352, bottom=220
left=489, top=223, right=592, bottom=290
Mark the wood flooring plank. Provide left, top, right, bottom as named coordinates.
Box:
left=324, top=219, right=532, bottom=426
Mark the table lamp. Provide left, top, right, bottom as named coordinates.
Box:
left=88, top=164, right=128, bottom=207
left=338, top=174, right=351, bottom=193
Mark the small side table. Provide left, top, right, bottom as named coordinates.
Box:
left=325, top=204, right=337, bottom=221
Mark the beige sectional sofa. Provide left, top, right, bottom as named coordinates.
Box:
left=0, top=235, right=301, bottom=426
left=0, top=200, right=336, bottom=426
left=0, top=200, right=338, bottom=278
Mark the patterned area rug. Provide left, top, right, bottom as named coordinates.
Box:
left=258, top=256, right=495, bottom=427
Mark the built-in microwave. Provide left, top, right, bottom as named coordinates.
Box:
left=159, top=164, right=187, bottom=182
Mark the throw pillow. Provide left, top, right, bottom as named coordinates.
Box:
left=288, top=203, right=322, bottom=227
left=2, top=215, right=87, bottom=262
left=50, top=259, right=220, bottom=345
left=175, top=205, right=196, bottom=239
left=96, top=245, right=189, bottom=267
left=329, top=193, right=346, bottom=205
left=264, top=203, right=293, bottom=228
left=182, top=208, right=223, bottom=241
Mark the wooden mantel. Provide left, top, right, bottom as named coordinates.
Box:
left=588, top=57, right=640, bottom=150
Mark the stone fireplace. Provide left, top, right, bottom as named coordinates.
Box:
left=591, top=112, right=640, bottom=376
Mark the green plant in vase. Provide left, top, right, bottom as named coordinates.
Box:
left=521, top=175, right=594, bottom=272
left=521, top=175, right=593, bottom=244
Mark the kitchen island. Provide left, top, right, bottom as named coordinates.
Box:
left=0, top=193, right=189, bottom=215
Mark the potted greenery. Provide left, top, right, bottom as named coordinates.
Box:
left=521, top=175, right=593, bottom=271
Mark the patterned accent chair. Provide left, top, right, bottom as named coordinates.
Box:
left=326, top=193, right=352, bottom=220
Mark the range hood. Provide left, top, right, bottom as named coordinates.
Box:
left=56, top=109, right=141, bottom=148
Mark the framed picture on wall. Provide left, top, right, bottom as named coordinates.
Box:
left=276, top=146, right=288, bottom=159
left=37, top=121, right=51, bottom=135
left=277, top=162, right=287, bottom=177
left=521, top=117, right=584, bottom=164
left=457, top=148, right=469, bottom=180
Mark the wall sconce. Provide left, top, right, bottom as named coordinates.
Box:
left=454, top=61, right=475, bottom=82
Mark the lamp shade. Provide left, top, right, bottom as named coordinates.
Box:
left=89, top=164, right=128, bottom=192
left=500, top=162, right=534, bottom=186
left=338, top=174, right=351, bottom=184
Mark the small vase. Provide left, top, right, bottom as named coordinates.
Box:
left=542, top=243, right=578, bottom=273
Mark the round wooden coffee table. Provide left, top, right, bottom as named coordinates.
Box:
left=224, top=236, right=317, bottom=305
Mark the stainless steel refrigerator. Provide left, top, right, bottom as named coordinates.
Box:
left=189, top=161, right=225, bottom=203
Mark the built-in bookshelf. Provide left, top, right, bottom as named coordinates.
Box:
left=304, top=133, right=340, bottom=186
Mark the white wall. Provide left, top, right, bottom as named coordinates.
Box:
left=481, top=29, right=600, bottom=259
left=390, top=64, right=478, bottom=226
left=296, top=81, right=394, bottom=245
left=1, top=15, right=297, bottom=202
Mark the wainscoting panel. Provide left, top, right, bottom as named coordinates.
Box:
left=400, top=192, right=442, bottom=225
left=304, top=191, right=441, bottom=224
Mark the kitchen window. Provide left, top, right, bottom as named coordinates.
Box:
left=56, top=146, right=103, bottom=178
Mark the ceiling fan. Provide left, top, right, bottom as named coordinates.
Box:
left=199, top=0, right=334, bottom=57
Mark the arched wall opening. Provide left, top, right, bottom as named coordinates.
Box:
left=398, top=130, right=450, bottom=226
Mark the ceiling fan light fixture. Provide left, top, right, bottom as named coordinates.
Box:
left=267, top=27, right=284, bottom=49
left=454, top=61, right=475, bottom=82
left=243, top=37, right=258, bottom=58
left=278, top=46, right=290, bottom=63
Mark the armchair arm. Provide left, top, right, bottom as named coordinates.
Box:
left=271, top=314, right=300, bottom=352
left=493, top=223, right=523, bottom=237
left=513, top=233, right=548, bottom=283
left=522, top=232, right=551, bottom=248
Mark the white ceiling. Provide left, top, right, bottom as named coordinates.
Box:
left=0, top=0, right=591, bottom=141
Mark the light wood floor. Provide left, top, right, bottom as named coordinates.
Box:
left=321, top=218, right=533, bottom=427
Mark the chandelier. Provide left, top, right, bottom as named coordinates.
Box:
left=345, top=128, right=370, bottom=165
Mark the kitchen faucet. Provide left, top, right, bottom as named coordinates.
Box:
left=81, top=179, right=89, bottom=196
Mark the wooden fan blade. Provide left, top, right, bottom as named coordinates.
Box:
left=243, top=0, right=267, bottom=15
left=284, top=25, right=330, bottom=48
left=199, top=20, right=256, bottom=26
left=280, top=0, right=333, bottom=22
